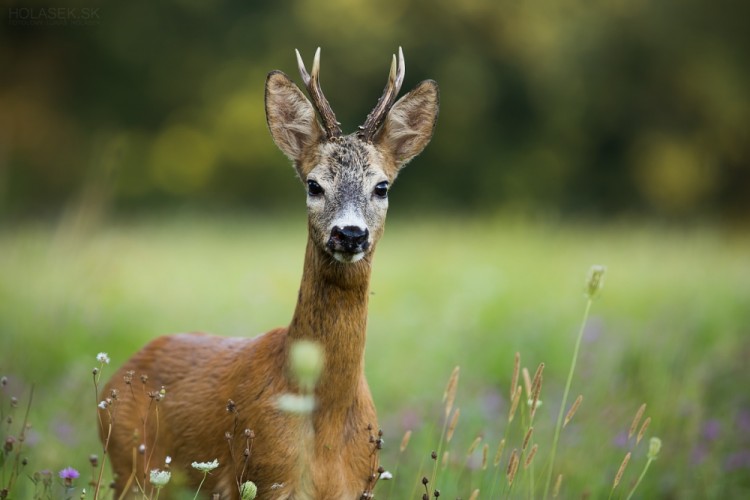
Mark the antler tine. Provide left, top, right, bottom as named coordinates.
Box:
left=358, top=46, right=406, bottom=142
left=295, top=47, right=342, bottom=139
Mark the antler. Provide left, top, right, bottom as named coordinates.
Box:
left=295, top=47, right=343, bottom=140
left=358, top=47, right=406, bottom=142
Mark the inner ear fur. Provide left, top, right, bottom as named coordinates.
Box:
left=376, top=79, right=439, bottom=172
left=265, top=70, right=324, bottom=168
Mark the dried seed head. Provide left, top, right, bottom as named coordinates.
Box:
left=0, top=376, right=7, bottom=387
left=612, top=452, right=631, bottom=490
left=140, top=374, right=148, bottom=384
left=493, top=438, right=506, bottom=467
left=522, top=427, right=534, bottom=452
left=629, top=403, right=646, bottom=440
left=637, top=417, right=651, bottom=445
left=4, top=437, right=15, bottom=453
left=443, top=366, right=460, bottom=418
left=422, top=476, right=429, bottom=485
left=138, top=444, right=146, bottom=454
left=506, top=449, right=519, bottom=485
left=446, top=408, right=460, bottom=443
left=586, top=265, right=606, bottom=299
left=467, top=436, right=482, bottom=456
left=522, top=368, right=532, bottom=399
left=226, top=400, right=237, bottom=413
left=89, top=454, right=99, bottom=467
left=431, top=451, right=438, bottom=460
left=524, top=444, right=538, bottom=469
left=508, top=385, right=522, bottom=423
left=648, top=437, right=662, bottom=460
left=399, top=430, right=412, bottom=453
left=564, top=395, right=584, bottom=428
left=553, top=474, right=563, bottom=498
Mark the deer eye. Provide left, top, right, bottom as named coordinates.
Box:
left=373, top=181, right=389, bottom=198
left=307, top=180, right=324, bottom=196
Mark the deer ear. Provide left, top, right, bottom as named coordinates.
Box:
left=265, top=70, right=325, bottom=164
left=376, top=80, right=439, bottom=171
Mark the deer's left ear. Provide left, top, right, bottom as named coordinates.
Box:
left=376, top=80, right=439, bottom=172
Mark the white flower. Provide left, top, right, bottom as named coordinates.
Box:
left=149, top=469, right=171, bottom=487
left=165, top=455, right=172, bottom=465
left=98, top=401, right=108, bottom=410
left=379, top=470, right=393, bottom=480
left=191, top=459, right=219, bottom=473
left=96, top=352, right=110, bottom=364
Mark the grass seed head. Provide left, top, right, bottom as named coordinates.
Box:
left=524, top=443, right=538, bottom=469
left=511, top=352, right=520, bottom=400
left=446, top=408, right=460, bottom=443
left=629, top=403, right=646, bottom=439
left=613, top=452, right=631, bottom=490
left=637, top=416, right=652, bottom=445
left=400, top=430, right=412, bottom=453
left=586, top=265, right=606, bottom=299
left=564, top=395, right=583, bottom=428
left=443, top=366, right=460, bottom=418
left=494, top=438, right=506, bottom=467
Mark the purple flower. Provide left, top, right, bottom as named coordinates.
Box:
left=59, top=467, right=80, bottom=486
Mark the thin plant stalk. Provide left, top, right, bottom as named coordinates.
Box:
left=542, top=298, right=593, bottom=499
left=193, top=472, right=209, bottom=500
left=625, top=456, right=654, bottom=500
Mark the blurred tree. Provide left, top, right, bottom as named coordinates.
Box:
left=1, top=0, right=748, bottom=222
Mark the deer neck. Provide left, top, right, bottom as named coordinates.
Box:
left=288, top=235, right=372, bottom=409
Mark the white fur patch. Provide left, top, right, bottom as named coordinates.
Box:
left=333, top=251, right=366, bottom=263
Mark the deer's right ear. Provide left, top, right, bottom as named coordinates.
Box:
left=265, top=71, right=325, bottom=165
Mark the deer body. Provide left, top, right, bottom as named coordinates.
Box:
left=101, top=48, right=438, bottom=499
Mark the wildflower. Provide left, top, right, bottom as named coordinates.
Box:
left=191, top=459, right=219, bottom=473
left=648, top=437, right=662, bottom=460
left=240, top=480, right=258, bottom=499
left=165, top=455, right=172, bottom=465
left=96, top=352, right=110, bottom=364
left=59, top=467, right=80, bottom=487
left=150, top=469, right=171, bottom=488
left=98, top=401, right=108, bottom=410
left=379, top=471, right=393, bottom=480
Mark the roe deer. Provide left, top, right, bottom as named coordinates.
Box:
left=100, top=47, right=439, bottom=499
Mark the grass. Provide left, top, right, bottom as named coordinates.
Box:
left=1, top=213, right=749, bottom=498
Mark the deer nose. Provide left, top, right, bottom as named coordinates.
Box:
left=330, top=225, right=369, bottom=253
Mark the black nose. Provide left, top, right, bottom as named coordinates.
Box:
left=330, top=225, right=369, bottom=252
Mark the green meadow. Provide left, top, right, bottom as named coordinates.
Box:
left=1, top=214, right=749, bottom=498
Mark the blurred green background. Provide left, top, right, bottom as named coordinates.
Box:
left=2, top=0, right=748, bottom=220
left=2, top=0, right=750, bottom=498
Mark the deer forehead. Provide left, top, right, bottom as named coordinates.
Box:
left=309, top=137, right=389, bottom=185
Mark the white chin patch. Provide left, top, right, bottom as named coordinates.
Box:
left=333, top=251, right=365, bottom=264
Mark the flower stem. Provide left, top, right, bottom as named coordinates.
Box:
left=193, top=472, right=208, bottom=500
left=543, top=298, right=592, bottom=499
left=625, top=457, right=654, bottom=500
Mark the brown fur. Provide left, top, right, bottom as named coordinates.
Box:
left=101, top=50, right=438, bottom=499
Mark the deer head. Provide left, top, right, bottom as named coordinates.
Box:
left=265, top=47, right=439, bottom=264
